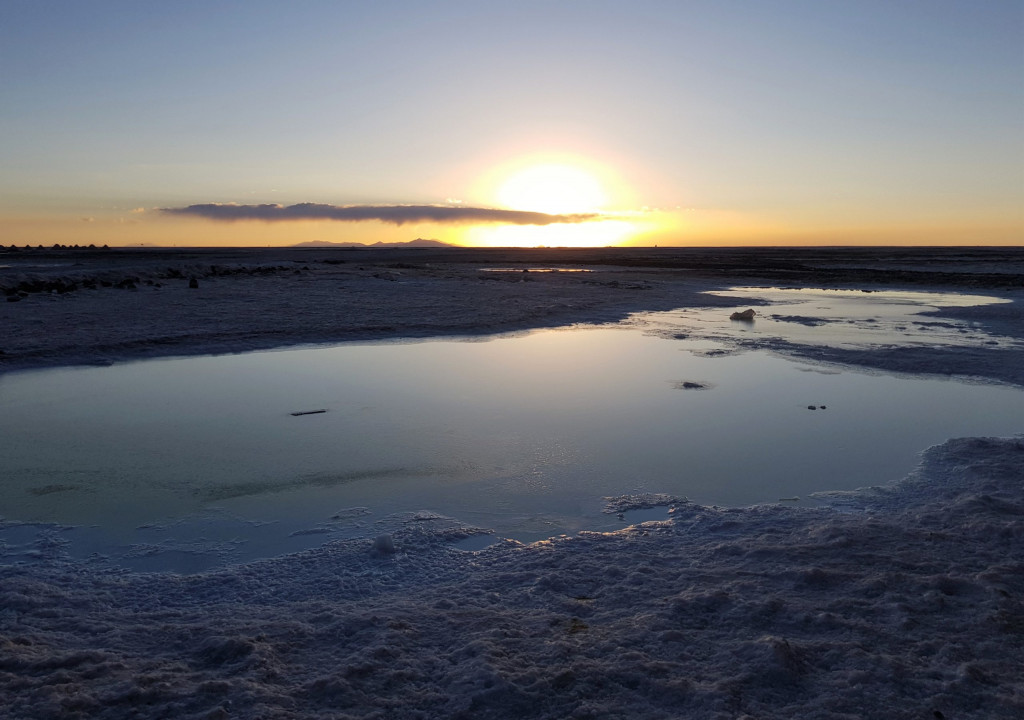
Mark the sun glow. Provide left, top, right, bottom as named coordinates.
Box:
left=464, top=155, right=652, bottom=247
left=464, top=218, right=641, bottom=248
left=496, top=163, right=608, bottom=215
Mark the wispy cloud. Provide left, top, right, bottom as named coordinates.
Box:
left=161, top=203, right=600, bottom=226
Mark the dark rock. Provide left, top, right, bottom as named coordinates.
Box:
left=189, top=277, right=199, bottom=289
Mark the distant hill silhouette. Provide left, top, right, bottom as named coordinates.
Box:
left=291, top=238, right=455, bottom=249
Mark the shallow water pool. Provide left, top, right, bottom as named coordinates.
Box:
left=2, top=288, right=1021, bottom=570
left=652, top=286, right=1019, bottom=351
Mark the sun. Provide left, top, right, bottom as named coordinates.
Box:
left=462, top=154, right=654, bottom=247
left=495, top=163, right=608, bottom=215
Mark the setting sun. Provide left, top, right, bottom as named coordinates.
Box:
left=496, top=163, right=607, bottom=215
left=461, top=155, right=651, bottom=247
left=5, top=2, right=1019, bottom=249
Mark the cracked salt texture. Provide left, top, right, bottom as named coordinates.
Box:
left=2, top=249, right=1024, bottom=717
left=1, top=436, right=1022, bottom=718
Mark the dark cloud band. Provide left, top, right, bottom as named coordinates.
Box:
left=161, top=203, right=599, bottom=226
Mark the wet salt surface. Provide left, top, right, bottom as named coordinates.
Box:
left=1, top=287, right=1022, bottom=572
left=3, top=279, right=1024, bottom=719
left=653, top=286, right=1020, bottom=351
left=3, top=435, right=1023, bottom=719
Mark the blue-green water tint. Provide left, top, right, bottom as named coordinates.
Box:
left=1, top=288, right=1022, bottom=569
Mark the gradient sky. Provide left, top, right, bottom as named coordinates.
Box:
left=2, top=0, right=1021, bottom=247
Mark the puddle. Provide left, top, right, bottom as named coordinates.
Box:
left=451, top=534, right=501, bottom=552
left=646, top=287, right=1019, bottom=351
left=1, top=287, right=1021, bottom=570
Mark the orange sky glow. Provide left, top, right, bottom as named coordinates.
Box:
left=2, top=2, right=1021, bottom=248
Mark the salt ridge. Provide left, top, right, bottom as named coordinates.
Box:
left=2, top=437, right=1022, bottom=718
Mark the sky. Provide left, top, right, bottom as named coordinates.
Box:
left=1, top=0, right=1021, bottom=248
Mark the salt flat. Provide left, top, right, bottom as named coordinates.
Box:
left=3, top=246, right=1022, bottom=378
left=1, top=246, right=1023, bottom=719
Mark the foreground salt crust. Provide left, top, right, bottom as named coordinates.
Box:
left=2, top=436, right=1022, bottom=719
left=3, top=248, right=1024, bottom=717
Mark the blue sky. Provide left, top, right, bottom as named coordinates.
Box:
left=2, top=0, right=1021, bottom=246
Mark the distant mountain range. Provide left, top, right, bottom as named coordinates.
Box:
left=290, top=238, right=455, bottom=249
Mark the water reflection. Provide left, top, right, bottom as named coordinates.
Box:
left=645, top=286, right=1020, bottom=351
left=1, top=288, right=1021, bottom=569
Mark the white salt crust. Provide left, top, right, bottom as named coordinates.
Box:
left=2, top=436, right=1022, bottom=719
left=2, top=250, right=1023, bottom=718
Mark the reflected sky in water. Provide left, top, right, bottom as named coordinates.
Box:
left=1, top=288, right=1022, bottom=569
left=645, top=286, right=1020, bottom=351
